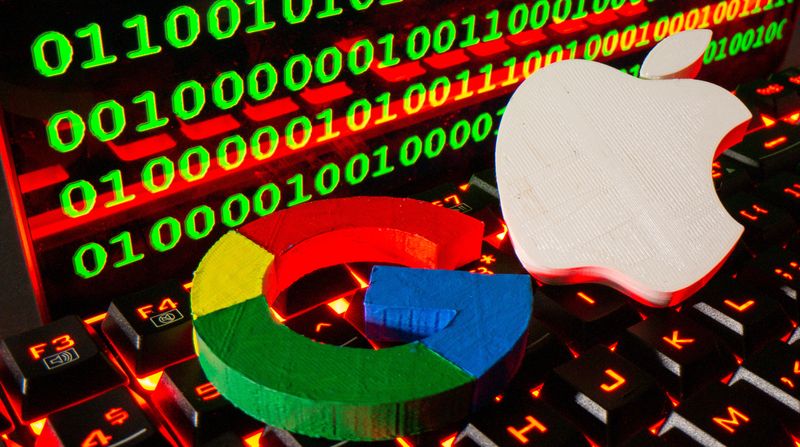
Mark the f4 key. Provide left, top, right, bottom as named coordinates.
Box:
left=102, top=282, right=195, bottom=377
left=0, top=316, right=126, bottom=422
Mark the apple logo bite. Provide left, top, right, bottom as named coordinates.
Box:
left=495, top=30, right=751, bottom=308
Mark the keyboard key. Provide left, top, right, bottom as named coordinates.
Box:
left=758, top=171, right=800, bottom=218
left=738, top=78, right=800, bottom=118
left=34, top=387, right=171, bottom=447
left=505, top=322, right=572, bottom=395
left=722, top=193, right=795, bottom=245
left=0, top=316, right=126, bottom=422
left=151, top=359, right=259, bottom=446
left=102, top=282, right=195, bottom=377
left=468, top=394, right=589, bottom=447
left=739, top=248, right=800, bottom=314
left=724, top=123, right=800, bottom=177
left=272, top=265, right=361, bottom=318
left=543, top=346, right=667, bottom=446
left=712, top=158, right=752, bottom=198
left=534, top=285, right=640, bottom=351
left=284, top=303, right=371, bottom=348
left=689, top=279, right=793, bottom=356
left=730, top=340, right=800, bottom=414
left=617, top=312, right=736, bottom=398
left=469, top=169, right=498, bottom=200
left=658, top=382, right=796, bottom=446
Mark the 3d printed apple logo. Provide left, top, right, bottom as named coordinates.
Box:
left=495, top=30, right=752, bottom=308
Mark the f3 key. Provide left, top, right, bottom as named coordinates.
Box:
left=0, top=316, right=126, bottom=422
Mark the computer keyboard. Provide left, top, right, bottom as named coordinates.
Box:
left=2, top=64, right=800, bottom=447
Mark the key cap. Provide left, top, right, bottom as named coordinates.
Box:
left=505, top=322, right=572, bottom=396
left=284, top=303, right=371, bottom=348
left=758, top=171, right=800, bottom=218
left=617, top=312, right=736, bottom=398
left=272, top=265, right=361, bottom=317
left=712, top=158, right=752, bottom=198
left=0, top=316, right=126, bottom=422
left=151, top=359, right=259, bottom=446
left=34, top=387, right=171, bottom=447
left=542, top=346, right=667, bottom=446
left=730, top=340, right=800, bottom=414
left=415, top=183, right=495, bottom=216
left=658, top=382, right=796, bottom=446
left=739, top=247, right=800, bottom=314
left=738, top=77, right=800, bottom=118
left=689, top=279, right=793, bottom=356
left=722, top=192, right=795, bottom=246
left=469, top=169, right=498, bottom=200
left=724, top=123, right=800, bottom=177
left=468, top=393, right=589, bottom=447
left=534, top=285, right=640, bottom=351
left=102, top=282, right=195, bottom=377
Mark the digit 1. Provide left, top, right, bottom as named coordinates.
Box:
left=371, top=145, right=395, bottom=177
left=571, top=0, right=589, bottom=19
left=501, top=57, right=521, bottom=87
left=565, top=40, right=578, bottom=59
left=245, top=0, right=276, bottom=33
left=315, top=108, right=341, bottom=142
left=377, top=33, right=400, bottom=67
left=109, top=231, right=145, bottom=268
left=477, top=63, right=496, bottom=94
left=98, top=170, right=136, bottom=207
left=454, top=69, right=474, bottom=101
left=286, top=173, right=312, bottom=207
left=483, top=10, right=503, bottom=42
left=459, top=15, right=481, bottom=48
left=636, top=21, right=651, bottom=47
left=374, top=92, right=398, bottom=124
left=132, top=90, right=169, bottom=132
left=122, top=15, right=163, bottom=59
left=74, top=23, right=117, bottom=69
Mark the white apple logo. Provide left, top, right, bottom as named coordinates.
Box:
left=495, top=30, right=751, bottom=308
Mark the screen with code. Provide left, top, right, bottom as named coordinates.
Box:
left=0, top=0, right=796, bottom=319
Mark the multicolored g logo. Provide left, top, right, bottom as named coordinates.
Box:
left=191, top=197, right=533, bottom=440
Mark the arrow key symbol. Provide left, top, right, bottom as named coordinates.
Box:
left=284, top=305, right=371, bottom=348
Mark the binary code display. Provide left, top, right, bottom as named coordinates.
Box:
left=0, top=0, right=796, bottom=317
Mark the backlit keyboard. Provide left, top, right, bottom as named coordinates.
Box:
left=3, top=64, right=800, bottom=447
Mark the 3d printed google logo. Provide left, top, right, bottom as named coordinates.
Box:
left=190, top=197, right=533, bottom=440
